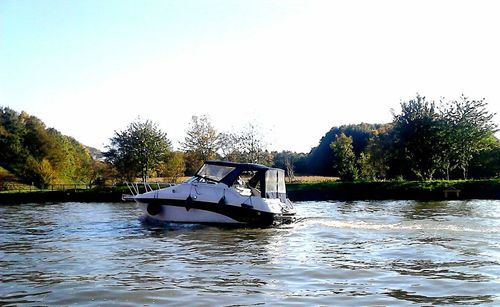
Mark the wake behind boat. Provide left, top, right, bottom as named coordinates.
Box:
left=129, top=160, right=296, bottom=227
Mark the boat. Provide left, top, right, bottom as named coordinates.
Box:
left=130, top=160, right=296, bottom=227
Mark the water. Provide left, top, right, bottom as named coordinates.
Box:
left=1, top=200, right=499, bottom=306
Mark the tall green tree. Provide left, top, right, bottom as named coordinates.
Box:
left=24, top=157, right=56, bottom=188
left=330, top=133, right=358, bottom=181
left=442, top=95, right=497, bottom=179
left=158, top=151, right=186, bottom=182
left=0, top=107, right=28, bottom=171
left=357, top=152, right=376, bottom=181
left=392, top=95, right=442, bottom=180
left=181, top=115, right=219, bottom=174
left=362, top=124, right=393, bottom=180
left=105, top=119, right=172, bottom=181
left=469, top=137, right=500, bottom=178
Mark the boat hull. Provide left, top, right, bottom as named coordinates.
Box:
left=138, top=199, right=294, bottom=227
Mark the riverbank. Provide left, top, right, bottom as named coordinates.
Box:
left=286, top=179, right=500, bottom=201
left=0, top=188, right=126, bottom=204
left=1, top=179, right=499, bottom=204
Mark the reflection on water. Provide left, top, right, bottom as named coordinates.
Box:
left=385, top=288, right=495, bottom=305
left=1, top=200, right=499, bottom=306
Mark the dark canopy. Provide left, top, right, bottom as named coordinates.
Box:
left=196, top=160, right=286, bottom=200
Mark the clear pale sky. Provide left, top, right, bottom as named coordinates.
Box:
left=1, top=0, right=499, bottom=153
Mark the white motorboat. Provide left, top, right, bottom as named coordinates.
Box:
left=131, top=160, right=296, bottom=226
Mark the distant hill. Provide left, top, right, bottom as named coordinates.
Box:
left=87, top=146, right=104, bottom=161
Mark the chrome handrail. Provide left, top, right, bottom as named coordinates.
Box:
left=124, top=181, right=176, bottom=196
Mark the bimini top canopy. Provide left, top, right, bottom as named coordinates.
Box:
left=196, top=160, right=270, bottom=185
left=196, top=160, right=287, bottom=201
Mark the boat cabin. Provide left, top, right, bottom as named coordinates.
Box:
left=194, top=160, right=287, bottom=202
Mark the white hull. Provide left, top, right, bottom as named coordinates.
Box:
left=140, top=203, right=242, bottom=224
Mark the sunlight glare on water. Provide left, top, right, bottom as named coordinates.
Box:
left=1, top=200, right=499, bottom=306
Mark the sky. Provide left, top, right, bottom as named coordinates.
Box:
left=1, top=0, right=499, bottom=153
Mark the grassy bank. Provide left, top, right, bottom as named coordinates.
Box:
left=1, top=179, right=499, bottom=204
left=286, top=179, right=500, bottom=201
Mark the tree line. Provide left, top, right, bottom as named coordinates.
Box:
left=1, top=94, right=498, bottom=187
left=310, top=94, right=499, bottom=181
left=104, top=115, right=275, bottom=181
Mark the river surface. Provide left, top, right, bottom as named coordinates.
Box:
left=1, top=200, right=499, bottom=306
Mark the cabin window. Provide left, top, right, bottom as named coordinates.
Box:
left=233, top=171, right=261, bottom=196
left=265, top=169, right=286, bottom=201
left=196, top=164, right=235, bottom=182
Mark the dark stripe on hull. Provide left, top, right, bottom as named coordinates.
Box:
left=136, top=197, right=295, bottom=227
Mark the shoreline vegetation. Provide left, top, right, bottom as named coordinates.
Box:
left=1, top=179, right=499, bottom=204
left=2, top=95, right=499, bottom=199
left=286, top=179, right=500, bottom=201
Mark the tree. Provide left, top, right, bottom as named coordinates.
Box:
left=330, top=133, right=358, bottom=181
left=442, top=95, right=497, bottom=179
left=218, top=122, right=271, bottom=165
left=0, top=107, right=29, bottom=171
left=469, top=136, right=500, bottom=178
left=24, top=157, right=56, bottom=187
left=271, top=150, right=296, bottom=180
left=362, top=124, right=393, bottom=180
left=158, top=151, right=186, bottom=182
left=218, top=131, right=244, bottom=162
left=235, top=123, right=270, bottom=164
left=181, top=115, right=219, bottom=174
left=283, top=153, right=295, bottom=182
left=357, top=152, right=376, bottom=181
left=86, top=160, right=113, bottom=187
left=392, top=95, right=442, bottom=180
left=307, top=123, right=382, bottom=176
left=272, top=151, right=308, bottom=175
left=104, top=119, right=172, bottom=181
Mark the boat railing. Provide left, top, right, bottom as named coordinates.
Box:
left=282, top=198, right=295, bottom=213
left=123, top=181, right=176, bottom=200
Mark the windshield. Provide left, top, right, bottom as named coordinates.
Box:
left=196, top=164, right=235, bottom=182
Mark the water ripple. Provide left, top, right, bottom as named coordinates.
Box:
left=1, top=200, right=499, bottom=306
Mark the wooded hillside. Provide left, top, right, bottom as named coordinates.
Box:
left=0, top=107, right=96, bottom=187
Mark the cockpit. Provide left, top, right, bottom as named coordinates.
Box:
left=192, top=161, right=287, bottom=201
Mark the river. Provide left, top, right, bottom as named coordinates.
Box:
left=1, top=200, right=499, bottom=306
